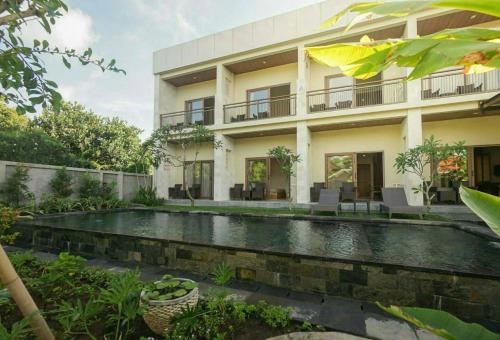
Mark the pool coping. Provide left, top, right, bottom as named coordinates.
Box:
left=15, top=208, right=500, bottom=281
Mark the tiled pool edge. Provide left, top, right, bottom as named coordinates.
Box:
left=12, top=222, right=500, bottom=324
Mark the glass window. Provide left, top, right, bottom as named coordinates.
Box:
left=187, top=99, right=203, bottom=124
left=327, top=76, right=354, bottom=107
left=248, top=89, right=269, bottom=118
left=326, top=154, right=354, bottom=188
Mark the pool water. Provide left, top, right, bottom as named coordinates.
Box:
left=32, top=210, right=500, bottom=276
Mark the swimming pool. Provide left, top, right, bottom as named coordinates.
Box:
left=24, top=210, right=500, bottom=277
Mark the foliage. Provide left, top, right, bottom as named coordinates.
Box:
left=308, top=1, right=500, bottom=80
left=0, top=100, right=28, bottom=129
left=38, top=194, right=127, bottom=214
left=33, top=101, right=148, bottom=172
left=394, top=136, right=466, bottom=209
left=144, top=124, right=223, bottom=207
left=460, top=186, right=500, bottom=237
left=0, top=316, right=32, bottom=340
left=256, top=301, right=292, bottom=329
left=98, top=270, right=143, bottom=340
left=211, top=263, right=234, bottom=286
left=0, top=0, right=124, bottom=114
left=132, top=185, right=164, bottom=206
left=0, top=166, right=32, bottom=207
left=0, top=206, right=19, bottom=244
left=167, top=290, right=293, bottom=339
left=268, top=146, right=301, bottom=210
left=49, top=167, right=73, bottom=198
left=377, top=303, right=500, bottom=340
left=141, top=274, right=198, bottom=302
left=0, top=126, right=92, bottom=168
left=78, top=173, right=102, bottom=199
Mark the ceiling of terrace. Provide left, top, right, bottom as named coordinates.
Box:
left=308, top=117, right=404, bottom=132
left=225, top=127, right=296, bottom=139
left=418, top=11, right=497, bottom=36
left=164, top=67, right=216, bottom=87
left=225, top=49, right=298, bottom=75
left=422, top=108, right=500, bottom=123
left=312, top=25, right=406, bottom=46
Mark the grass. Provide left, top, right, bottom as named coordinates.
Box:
left=147, top=204, right=450, bottom=221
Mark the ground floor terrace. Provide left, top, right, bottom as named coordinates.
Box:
left=154, top=111, right=500, bottom=206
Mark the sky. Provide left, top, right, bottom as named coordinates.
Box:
left=22, top=0, right=325, bottom=138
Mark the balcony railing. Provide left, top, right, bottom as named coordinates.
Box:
left=160, top=108, right=214, bottom=128
left=224, top=94, right=296, bottom=124
left=308, top=78, right=406, bottom=113
left=421, top=69, right=500, bottom=99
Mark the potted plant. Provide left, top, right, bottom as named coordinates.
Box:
left=140, top=274, right=199, bottom=334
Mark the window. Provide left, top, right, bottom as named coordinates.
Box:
left=248, top=88, right=269, bottom=117
left=326, top=76, right=354, bottom=108
left=247, top=84, right=290, bottom=118
left=185, top=97, right=214, bottom=125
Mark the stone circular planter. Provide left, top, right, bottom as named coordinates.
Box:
left=140, top=278, right=199, bottom=335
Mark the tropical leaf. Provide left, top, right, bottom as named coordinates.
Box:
left=306, top=28, right=500, bottom=79
left=377, top=303, right=500, bottom=340
left=321, top=1, right=500, bottom=30
left=459, top=186, right=500, bottom=236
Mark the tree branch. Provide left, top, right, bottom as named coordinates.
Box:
left=0, top=3, right=44, bottom=27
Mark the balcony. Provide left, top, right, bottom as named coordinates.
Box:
left=160, top=108, right=214, bottom=128
left=224, top=94, right=296, bottom=124
left=308, top=78, right=406, bottom=113
left=421, top=69, right=500, bottom=100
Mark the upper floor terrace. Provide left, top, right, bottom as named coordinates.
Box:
left=154, top=1, right=500, bottom=130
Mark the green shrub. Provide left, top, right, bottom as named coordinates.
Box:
left=0, top=206, right=19, bottom=244
left=0, top=166, right=32, bottom=207
left=132, top=186, right=164, bottom=206
left=79, top=173, right=101, bottom=199
left=211, top=263, right=234, bottom=286
left=49, top=167, right=73, bottom=198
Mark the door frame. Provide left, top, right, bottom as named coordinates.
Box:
left=324, top=151, right=385, bottom=195
left=183, top=160, right=214, bottom=199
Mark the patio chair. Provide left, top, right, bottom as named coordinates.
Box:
left=311, top=189, right=340, bottom=215
left=230, top=184, right=244, bottom=200
left=188, top=184, right=201, bottom=199
left=380, top=188, right=425, bottom=219
left=251, top=182, right=266, bottom=200
left=310, top=182, right=325, bottom=202
left=340, top=182, right=356, bottom=202
left=168, top=184, right=183, bottom=199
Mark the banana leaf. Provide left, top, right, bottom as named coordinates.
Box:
left=377, top=303, right=500, bottom=340
left=459, top=186, right=500, bottom=237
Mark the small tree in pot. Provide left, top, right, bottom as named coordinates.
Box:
left=394, top=135, right=466, bottom=211
left=145, top=124, right=222, bottom=207
left=267, top=146, right=301, bottom=211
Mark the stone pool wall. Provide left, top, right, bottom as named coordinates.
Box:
left=13, top=222, right=500, bottom=323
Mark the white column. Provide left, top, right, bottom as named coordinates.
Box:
left=296, top=123, right=311, bottom=203
left=215, top=64, right=234, bottom=125
left=404, top=16, right=421, bottom=105
left=401, top=108, right=424, bottom=206
left=296, top=44, right=310, bottom=118
left=213, top=132, right=235, bottom=201
left=153, top=75, right=177, bottom=198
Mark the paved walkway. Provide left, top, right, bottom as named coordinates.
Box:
left=5, top=246, right=440, bottom=340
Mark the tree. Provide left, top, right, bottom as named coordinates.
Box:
left=0, top=0, right=124, bottom=114
left=34, top=101, right=147, bottom=172
left=395, top=136, right=466, bottom=210
left=49, top=166, right=72, bottom=198
left=145, top=124, right=222, bottom=207
left=267, top=146, right=301, bottom=210
left=0, top=166, right=32, bottom=208
left=0, top=99, right=27, bottom=129
left=307, top=2, right=500, bottom=80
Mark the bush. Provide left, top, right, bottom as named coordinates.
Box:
left=132, top=186, right=164, bottom=206
left=49, top=167, right=73, bottom=198
left=0, top=206, right=19, bottom=244
left=79, top=173, right=102, bottom=199
left=0, top=166, right=32, bottom=207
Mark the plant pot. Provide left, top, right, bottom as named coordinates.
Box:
left=140, top=278, right=199, bottom=335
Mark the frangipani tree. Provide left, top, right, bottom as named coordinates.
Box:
left=145, top=124, right=222, bottom=208
left=267, top=146, right=301, bottom=210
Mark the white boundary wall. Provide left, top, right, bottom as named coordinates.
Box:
left=0, top=160, right=151, bottom=202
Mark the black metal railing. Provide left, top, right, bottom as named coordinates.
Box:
left=421, top=69, right=500, bottom=99
left=160, top=107, right=214, bottom=128
left=224, top=94, right=296, bottom=124
left=307, top=78, right=406, bottom=113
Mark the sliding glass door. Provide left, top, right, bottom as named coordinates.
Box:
left=183, top=160, right=213, bottom=199
left=325, top=154, right=356, bottom=189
